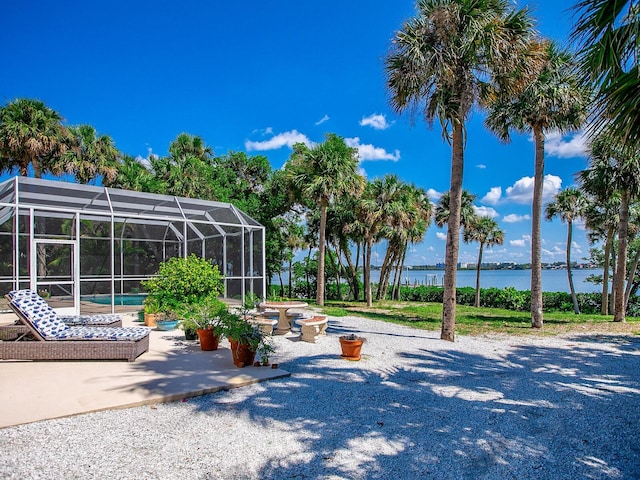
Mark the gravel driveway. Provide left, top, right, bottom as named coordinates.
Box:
left=1, top=314, right=639, bottom=479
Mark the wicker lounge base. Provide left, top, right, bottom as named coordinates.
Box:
left=0, top=335, right=150, bottom=362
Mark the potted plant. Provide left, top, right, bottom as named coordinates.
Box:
left=220, top=310, right=271, bottom=367
left=155, top=311, right=180, bottom=331
left=143, top=297, right=162, bottom=327
left=177, top=294, right=227, bottom=350
left=339, top=333, right=366, bottom=361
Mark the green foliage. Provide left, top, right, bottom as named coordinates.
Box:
left=142, top=254, right=224, bottom=313
left=219, top=310, right=266, bottom=352
left=177, top=294, right=227, bottom=333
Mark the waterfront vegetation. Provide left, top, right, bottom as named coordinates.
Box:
left=321, top=300, right=640, bottom=337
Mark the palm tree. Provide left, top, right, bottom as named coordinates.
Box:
left=545, top=188, right=588, bottom=314
left=0, top=98, right=67, bottom=177
left=583, top=135, right=640, bottom=322
left=53, top=125, right=119, bottom=184
left=463, top=216, right=504, bottom=308
left=386, top=0, right=535, bottom=341
left=286, top=133, right=364, bottom=306
left=434, top=190, right=477, bottom=229
left=485, top=41, right=589, bottom=329
left=572, top=1, right=640, bottom=147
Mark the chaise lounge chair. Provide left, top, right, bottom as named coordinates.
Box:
left=0, top=291, right=150, bottom=362
left=0, top=290, right=122, bottom=341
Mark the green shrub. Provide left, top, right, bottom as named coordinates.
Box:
left=142, top=254, right=224, bottom=312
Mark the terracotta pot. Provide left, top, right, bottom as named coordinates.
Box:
left=229, top=339, right=256, bottom=368
left=197, top=329, right=220, bottom=351
left=339, top=336, right=364, bottom=361
left=144, top=313, right=160, bottom=327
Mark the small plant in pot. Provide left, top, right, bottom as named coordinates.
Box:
left=177, top=295, right=226, bottom=350
left=339, top=333, right=366, bottom=361
left=143, top=297, right=162, bottom=327
left=220, top=310, right=272, bottom=367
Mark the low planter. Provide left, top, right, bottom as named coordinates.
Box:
left=156, top=319, right=179, bottom=331
left=197, top=328, right=220, bottom=351
left=184, top=328, right=198, bottom=341
left=339, top=334, right=365, bottom=361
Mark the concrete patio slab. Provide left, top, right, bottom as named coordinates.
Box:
left=0, top=312, right=290, bottom=428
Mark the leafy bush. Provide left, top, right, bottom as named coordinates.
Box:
left=497, top=287, right=529, bottom=311
left=142, top=254, right=224, bottom=312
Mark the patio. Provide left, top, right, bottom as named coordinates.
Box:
left=0, top=311, right=290, bottom=428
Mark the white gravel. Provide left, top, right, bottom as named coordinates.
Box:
left=1, top=314, right=639, bottom=479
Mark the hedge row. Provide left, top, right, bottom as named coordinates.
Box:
left=270, top=281, right=639, bottom=315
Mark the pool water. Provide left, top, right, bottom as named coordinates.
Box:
left=82, top=294, right=147, bottom=306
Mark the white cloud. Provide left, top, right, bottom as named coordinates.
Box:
left=315, top=115, right=329, bottom=126
left=473, top=205, right=499, bottom=218
left=245, top=130, right=313, bottom=151
left=427, top=188, right=442, bottom=202
left=543, top=130, right=588, bottom=158
left=503, top=213, right=530, bottom=223
left=505, top=174, right=562, bottom=204
left=510, top=234, right=530, bottom=247
left=359, top=113, right=391, bottom=130
left=476, top=164, right=487, bottom=169
left=542, top=245, right=565, bottom=257
left=345, top=137, right=400, bottom=162
left=481, top=186, right=502, bottom=205
left=436, top=232, right=447, bottom=241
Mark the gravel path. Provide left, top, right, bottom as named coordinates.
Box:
left=1, top=315, right=639, bottom=479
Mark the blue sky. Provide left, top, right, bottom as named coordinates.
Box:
left=2, top=1, right=590, bottom=266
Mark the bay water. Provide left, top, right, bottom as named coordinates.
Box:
left=368, top=268, right=603, bottom=294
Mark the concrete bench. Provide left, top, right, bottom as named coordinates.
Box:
left=295, top=315, right=328, bottom=343
left=250, top=316, right=278, bottom=335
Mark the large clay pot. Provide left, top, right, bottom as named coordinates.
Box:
left=229, top=339, right=256, bottom=368
left=197, top=328, right=220, bottom=351
left=339, top=336, right=364, bottom=361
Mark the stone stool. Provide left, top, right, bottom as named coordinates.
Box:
left=250, top=316, right=278, bottom=335
left=295, top=315, right=328, bottom=343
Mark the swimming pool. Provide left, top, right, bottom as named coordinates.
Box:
left=82, top=294, right=147, bottom=306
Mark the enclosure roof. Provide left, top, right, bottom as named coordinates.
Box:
left=0, top=176, right=263, bottom=228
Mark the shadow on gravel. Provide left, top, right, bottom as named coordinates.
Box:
left=155, top=328, right=640, bottom=480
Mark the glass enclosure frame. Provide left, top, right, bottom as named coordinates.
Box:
left=0, top=176, right=266, bottom=314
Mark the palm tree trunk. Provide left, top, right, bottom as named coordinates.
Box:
left=376, top=244, right=393, bottom=301
left=614, top=189, right=630, bottom=322
left=566, top=221, right=579, bottom=314
left=441, top=121, right=464, bottom=342
left=610, top=244, right=617, bottom=314
left=530, top=125, right=545, bottom=328
left=364, top=239, right=373, bottom=307
left=288, top=257, right=293, bottom=298
left=317, top=197, right=328, bottom=306
left=475, top=243, right=483, bottom=308
left=624, top=244, right=640, bottom=307
left=601, top=226, right=614, bottom=315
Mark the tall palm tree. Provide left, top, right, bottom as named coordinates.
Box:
left=579, top=167, right=621, bottom=315
left=386, top=0, right=535, bottom=341
left=286, top=133, right=364, bottom=306
left=485, top=41, right=589, bottom=329
left=53, top=125, right=119, bottom=184
left=545, top=188, right=588, bottom=314
left=572, top=1, right=640, bottom=147
left=0, top=98, right=67, bottom=177
left=463, top=216, right=504, bottom=308
left=584, top=135, right=640, bottom=322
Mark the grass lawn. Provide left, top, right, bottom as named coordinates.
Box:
left=320, top=300, right=640, bottom=337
